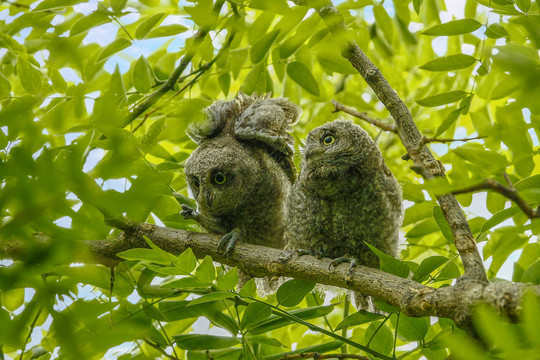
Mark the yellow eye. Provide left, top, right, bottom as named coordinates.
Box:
left=322, top=135, right=335, bottom=145
left=213, top=172, right=226, bottom=185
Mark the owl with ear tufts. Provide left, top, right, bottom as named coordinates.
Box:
left=182, top=92, right=302, bottom=255
left=285, top=120, right=403, bottom=308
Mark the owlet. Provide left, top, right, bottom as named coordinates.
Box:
left=182, top=93, right=301, bottom=254
left=286, top=120, right=403, bottom=306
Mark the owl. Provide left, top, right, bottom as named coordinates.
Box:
left=182, top=93, right=301, bottom=255
left=286, top=120, right=403, bottom=307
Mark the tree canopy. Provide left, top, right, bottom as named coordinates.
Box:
left=1, top=0, right=540, bottom=359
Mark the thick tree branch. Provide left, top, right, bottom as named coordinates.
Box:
left=453, top=178, right=540, bottom=219
left=122, top=0, right=226, bottom=128
left=296, top=1, right=487, bottom=282
left=2, top=220, right=537, bottom=334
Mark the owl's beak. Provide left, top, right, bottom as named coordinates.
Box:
left=305, top=146, right=323, bottom=161
left=204, top=189, right=214, bottom=207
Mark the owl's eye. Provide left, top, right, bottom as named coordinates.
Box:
left=322, top=135, right=335, bottom=145
left=213, top=172, right=227, bottom=185
left=192, top=178, right=200, bottom=189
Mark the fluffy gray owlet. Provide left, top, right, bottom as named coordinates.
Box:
left=286, top=120, right=403, bottom=307
left=182, top=93, right=302, bottom=255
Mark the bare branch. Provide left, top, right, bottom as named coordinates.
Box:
left=278, top=353, right=370, bottom=360
left=2, top=220, right=538, bottom=334
left=295, top=0, right=487, bottom=282
left=453, top=179, right=540, bottom=219
left=331, top=100, right=397, bottom=133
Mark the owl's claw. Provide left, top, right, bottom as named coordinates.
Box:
left=218, top=229, right=241, bottom=255
left=329, top=257, right=358, bottom=272
left=181, top=204, right=198, bottom=220
left=296, top=249, right=324, bottom=258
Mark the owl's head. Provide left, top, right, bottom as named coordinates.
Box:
left=301, top=120, right=380, bottom=176
left=184, top=136, right=259, bottom=216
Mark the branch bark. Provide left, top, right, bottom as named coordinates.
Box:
left=2, top=220, right=537, bottom=334
left=297, top=1, right=487, bottom=282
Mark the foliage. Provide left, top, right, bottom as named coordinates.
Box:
left=0, top=0, right=540, bottom=359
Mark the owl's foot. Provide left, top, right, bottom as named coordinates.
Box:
left=296, top=249, right=325, bottom=259
left=218, top=229, right=241, bottom=256
left=329, top=257, right=358, bottom=273
left=180, top=204, right=198, bottom=221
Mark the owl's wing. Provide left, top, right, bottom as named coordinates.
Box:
left=234, top=93, right=302, bottom=182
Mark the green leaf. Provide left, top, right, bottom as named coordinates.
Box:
left=335, top=310, right=385, bottom=331
left=133, top=56, right=153, bottom=94
left=0, top=73, right=11, bottom=100
left=216, top=267, right=238, bottom=291
left=437, top=261, right=461, bottom=280
left=241, top=302, right=272, bottom=330
left=161, top=277, right=206, bottom=288
left=521, top=259, right=540, bottom=284
left=240, top=63, right=268, bottom=95
left=516, top=0, right=532, bottom=12
left=17, top=57, right=42, bottom=94
left=422, top=19, right=482, bottom=36
left=239, top=278, right=257, bottom=297
left=413, top=0, right=423, bottom=14
left=481, top=206, right=521, bottom=232
left=317, top=52, right=357, bottom=74
left=420, top=54, right=477, bottom=71
left=146, top=24, right=188, bottom=39
left=276, top=279, right=315, bottom=307
left=135, top=13, right=165, bottom=39
left=485, top=23, right=508, bottom=38
left=173, top=334, right=240, bottom=350
left=286, top=61, right=320, bottom=96
left=265, top=341, right=343, bottom=360
left=373, top=5, right=394, bottom=41
left=116, top=248, right=169, bottom=264
left=433, top=206, right=454, bottom=242
left=1, top=289, right=25, bottom=311
left=97, top=38, right=131, bottom=63
left=365, top=321, right=393, bottom=355
left=218, top=73, right=230, bottom=96
left=175, top=248, right=198, bottom=274
left=365, top=243, right=409, bottom=278
left=435, top=108, right=461, bottom=136
left=248, top=305, right=334, bottom=334
left=187, top=292, right=235, bottom=306
left=34, top=0, right=85, bottom=11
left=48, top=68, right=67, bottom=93
left=412, top=255, right=448, bottom=282
left=70, top=12, right=110, bottom=36
left=110, top=0, right=128, bottom=12
left=392, top=314, right=429, bottom=341
left=194, top=255, right=215, bottom=283
left=244, top=335, right=285, bottom=348
left=515, top=174, right=540, bottom=190
left=416, top=90, right=468, bottom=107
left=140, top=117, right=165, bottom=152
left=250, top=29, right=280, bottom=64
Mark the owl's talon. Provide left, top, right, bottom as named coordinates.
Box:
left=329, top=257, right=357, bottom=270
left=296, top=249, right=324, bottom=258
left=181, top=204, right=198, bottom=220
left=218, top=230, right=241, bottom=255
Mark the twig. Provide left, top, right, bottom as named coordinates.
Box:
left=402, top=135, right=485, bottom=160
left=278, top=353, right=370, bottom=360
left=297, top=0, right=487, bottom=282
left=452, top=178, right=540, bottom=219
left=143, top=340, right=179, bottom=360
left=122, top=0, right=226, bottom=128
left=332, top=100, right=397, bottom=133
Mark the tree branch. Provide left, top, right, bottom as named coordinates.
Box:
left=121, top=0, right=226, bottom=128
left=453, top=178, right=540, bottom=219
left=279, top=353, right=370, bottom=360
left=2, top=220, right=537, bottom=334
left=331, top=100, right=397, bottom=133
left=296, top=1, right=487, bottom=282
